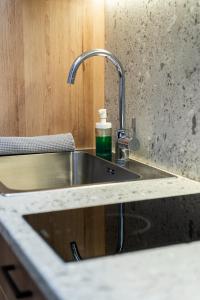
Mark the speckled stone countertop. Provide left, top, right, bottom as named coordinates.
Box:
left=0, top=174, right=200, bottom=299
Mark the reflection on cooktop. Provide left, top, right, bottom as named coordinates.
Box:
left=23, top=194, right=200, bottom=263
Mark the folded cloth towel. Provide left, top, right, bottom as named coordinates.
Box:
left=0, top=133, right=75, bottom=156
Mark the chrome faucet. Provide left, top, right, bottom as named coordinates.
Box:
left=67, top=49, right=131, bottom=163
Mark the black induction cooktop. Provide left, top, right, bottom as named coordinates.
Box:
left=23, top=194, right=200, bottom=263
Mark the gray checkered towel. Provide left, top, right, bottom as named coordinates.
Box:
left=0, top=133, right=75, bottom=155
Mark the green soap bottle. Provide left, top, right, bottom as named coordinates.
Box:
left=96, top=109, right=112, bottom=161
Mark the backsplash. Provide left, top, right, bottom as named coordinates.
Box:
left=105, top=0, right=200, bottom=181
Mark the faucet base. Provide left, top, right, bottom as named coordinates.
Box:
left=115, top=129, right=131, bottom=163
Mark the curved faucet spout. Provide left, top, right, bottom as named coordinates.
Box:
left=67, top=49, right=125, bottom=130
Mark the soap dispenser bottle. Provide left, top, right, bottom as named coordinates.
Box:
left=95, top=109, right=112, bottom=160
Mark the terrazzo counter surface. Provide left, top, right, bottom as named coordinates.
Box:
left=0, top=175, right=200, bottom=299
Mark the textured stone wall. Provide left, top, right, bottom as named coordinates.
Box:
left=105, top=0, right=200, bottom=180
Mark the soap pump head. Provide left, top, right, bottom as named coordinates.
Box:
left=96, top=108, right=112, bottom=129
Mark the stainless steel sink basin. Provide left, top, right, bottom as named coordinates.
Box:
left=0, top=150, right=174, bottom=196
left=0, top=151, right=141, bottom=196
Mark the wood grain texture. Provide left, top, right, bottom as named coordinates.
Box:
left=0, top=0, right=105, bottom=148
left=0, top=234, right=46, bottom=299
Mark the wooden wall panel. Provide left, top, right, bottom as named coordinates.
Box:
left=0, top=0, right=105, bottom=148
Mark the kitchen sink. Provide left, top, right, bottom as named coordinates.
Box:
left=0, top=150, right=173, bottom=196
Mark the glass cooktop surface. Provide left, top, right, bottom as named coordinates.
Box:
left=24, top=194, right=200, bottom=263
